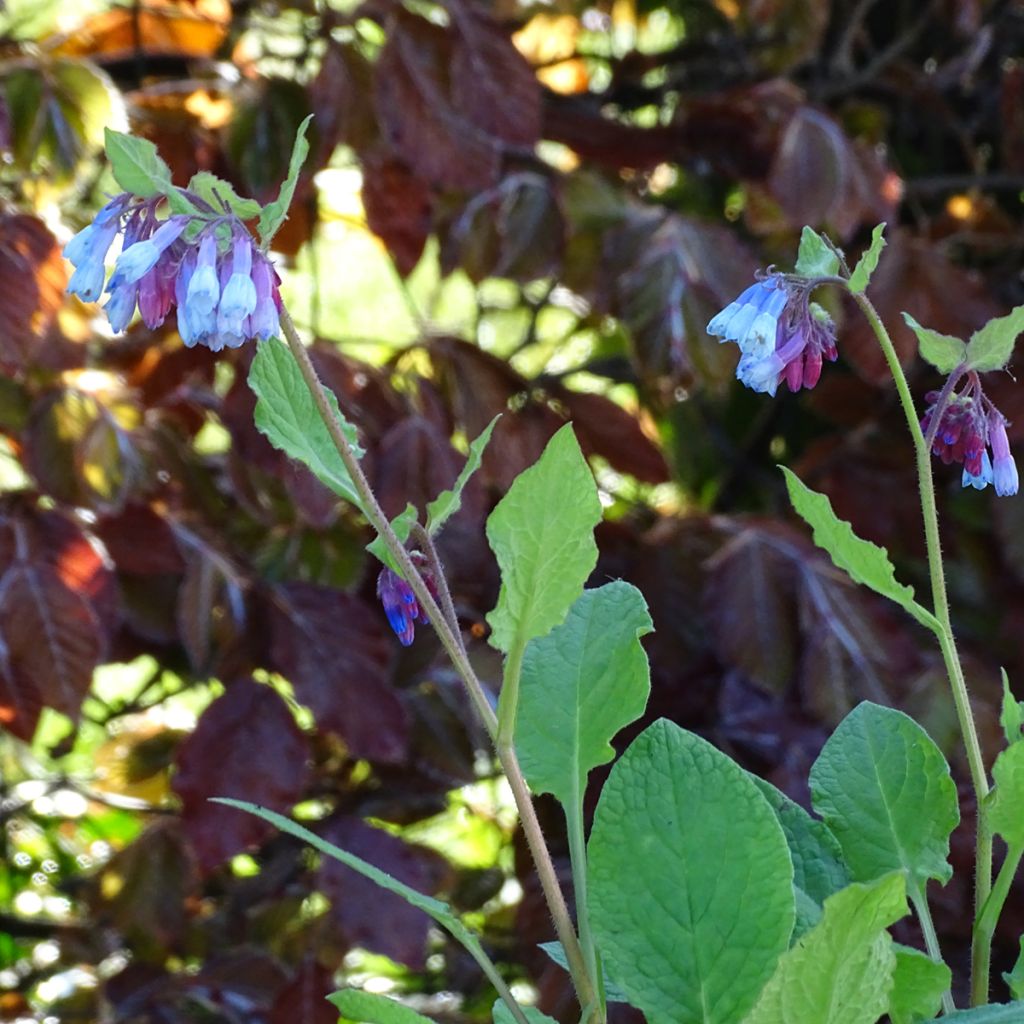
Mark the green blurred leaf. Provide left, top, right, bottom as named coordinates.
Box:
left=903, top=313, right=967, bottom=374
left=889, top=944, right=951, bottom=1024
left=794, top=226, right=840, bottom=278
left=848, top=223, right=886, bottom=294
left=486, top=424, right=601, bottom=653
left=104, top=129, right=173, bottom=198
left=248, top=338, right=364, bottom=510
left=329, top=990, right=434, bottom=1024
left=538, top=943, right=630, bottom=1004
left=187, top=171, right=261, bottom=220
left=781, top=467, right=939, bottom=632
left=750, top=775, right=850, bottom=906
left=810, top=702, right=959, bottom=888
left=426, top=416, right=498, bottom=536
left=515, top=582, right=652, bottom=808
left=588, top=720, right=794, bottom=1024
left=988, top=742, right=1024, bottom=847
left=966, top=306, right=1024, bottom=373
left=258, top=113, right=313, bottom=245
left=745, top=873, right=908, bottom=1024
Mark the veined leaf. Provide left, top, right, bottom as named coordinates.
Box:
left=794, top=226, right=840, bottom=278
left=966, top=306, right=1024, bottom=373
left=903, top=313, right=967, bottom=374
left=187, top=171, right=261, bottom=220
left=889, top=944, right=951, bottom=1024
left=104, top=129, right=173, bottom=198
left=259, top=113, right=313, bottom=245
left=848, top=223, right=886, bottom=294
left=426, top=415, right=498, bottom=536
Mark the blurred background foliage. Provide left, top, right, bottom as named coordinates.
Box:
left=1, top=0, right=1024, bottom=1019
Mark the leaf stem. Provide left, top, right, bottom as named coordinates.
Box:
left=497, top=638, right=526, bottom=749
left=974, top=842, right=1024, bottom=957
left=909, top=883, right=955, bottom=1015
left=274, top=311, right=598, bottom=1019
left=845, top=290, right=993, bottom=1004
left=566, top=801, right=604, bottom=1021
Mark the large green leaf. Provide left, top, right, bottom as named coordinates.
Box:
left=810, top=702, right=959, bottom=888
left=485, top=424, right=601, bottom=653
left=965, top=306, right=1024, bottom=373
left=329, top=990, right=434, bottom=1024
left=794, top=226, right=840, bottom=278
left=744, top=873, right=907, bottom=1024
left=104, top=129, right=173, bottom=198
left=781, top=468, right=938, bottom=632
left=903, top=313, right=967, bottom=374
left=427, top=416, right=499, bottom=536
left=258, top=113, right=313, bottom=245
left=751, top=776, right=849, bottom=906
left=848, top=223, right=886, bottom=294
left=588, top=720, right=794, bottom=1024
left=889, top=944, right=951, bottom=1024
left=989, top=741, right=1024, bottom=847
left=515, top=582, right=652, bottom=807
left=248, top=338, right=364, bottom=510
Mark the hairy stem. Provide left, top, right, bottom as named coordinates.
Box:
left=909, top=884, right=956, bottom=1015
left=975, top=843, right=1024, bottom=955
left=846, top=291, right=992, bottom=1004
left=566, top=801, right=604, bottom=1021
left=409, top=523, right=462, bottom=640
left=274, top=313, right=597, bottom=1017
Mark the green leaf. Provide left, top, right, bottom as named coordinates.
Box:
left=780, top=467, right=939, bottom=633
left=1002, top=937, right=1024, bottom=1000
left=810, top=702, right=959, bottom=889
left=988, top=741, right=1024, bottom=847
left=1001, top=668, right=1024, bottom=746
left=427, top=416, right=499, bottom=536
left=485, top=424, right=601, bottom=653
left=187, top=171, right=261, bottom=220
left=588, top=720, right=794, bottom=1024
left=848, top=223, right=886, bottom=294
left=965, top=305, right=1024, bottom=373
left=792, top=886, right=823, bottom=941
left=538, top=943, right=630, bottom=1004
left=794, top=226, right=840, bottom=278
left=366, top=503, right=418, bottom=573
left=258, top=113, right=313, bottom=245
left=248, top=338, right=364, bottom=511
left=744, top=873, right=908, bottom=1024
left=751, top=776, right=850, bottom=906
left=492, top=1000, right=556, bottom=1024
left=889, top=944, right=952, bottom=1024
left=329, top=990, right=434, bottom=1024
left=104, top=129, right=173, bottom=198
left=944, top=1004, right=1024, bottom=1022
left=213, top=799, right=494, bottom=969
left=903, top=313, right=968, bottom=374
left=515, top=582, right=652, bottom=808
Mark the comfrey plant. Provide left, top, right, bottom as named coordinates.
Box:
left=69, top=130, right=1024, bottom=1024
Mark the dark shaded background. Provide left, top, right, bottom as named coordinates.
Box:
left=2, top=0, right=1024, bottom=1019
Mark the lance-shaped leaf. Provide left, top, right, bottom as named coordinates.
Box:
left=588, top=720, right=794, bottom=1024
left=248, top=338, right=364, bottom=511
left=810, top=702, right=959, bottom=889
left=427, top=415, right=498, bottom=535
left=966, top=305, right=1024, bottom=373
left=515, top=582, right=652, bottom=808
left=889, top=944, right=951, bottom=1024
left=794, top=226, right=840, bottom=278
left=329, top=990, right=433, bottom=1024
left=486, top=424, right=601, bottom=653
left=903, top=313, right=967, bottom=374
left=104, top=129, right=173, bottom=198
left=781, top=467, right=939, bottom=632
left=259, top=114, right=313, bottom=245
left=848, top=223, right=886, bottom=294
left=744, top=873, right=908, bottom=1024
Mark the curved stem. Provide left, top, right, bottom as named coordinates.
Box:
left=275, top=312, right=598, bottom=1017
left=909, top=884, right=956, bottom=1015
left=975, top=843, right=1024, bottom=950
left=846, top=291, right=992, bottom=1004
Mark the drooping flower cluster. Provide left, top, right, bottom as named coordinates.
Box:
left=921, top=377, right=1019, bottom=496
left=64, top=193, right=281, bottom=351
left=377, top=557, right=440, bottom=646
left=706, top=274, right=838, bottom=396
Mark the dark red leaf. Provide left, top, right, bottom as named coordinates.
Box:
left=269, top=959, right=337, bottom=1024
left=95, top=503, right=186, bottom=576
left=0, top=562, right=104, bottom=740
left=311, top=41, right=379, bottom=156
left=318, top=815, right=448, bottom=968
left=374, top=416, right=462, bottom=519
left=173, top=678, right=310, bottom=874
left=360, top=147, right=433, bottom=277
left=267, top=582, right=409, bottom=764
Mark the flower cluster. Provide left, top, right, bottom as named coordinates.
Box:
left=377, top=558, right=440, bottom=646
left=921, top=377, right=1018, bottom=496
left=706, top=275, right=838, bottom=396
left=64, top=193, right=281, bottom=351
